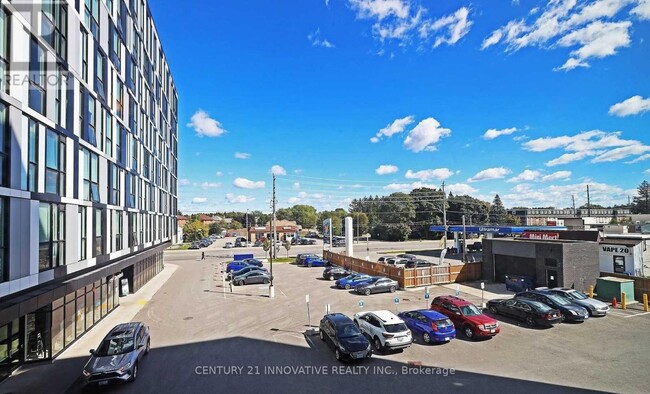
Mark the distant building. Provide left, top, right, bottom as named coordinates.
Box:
left=249, top=220, right=299, bottom=241
left=509, top=207, right=631, bottom=228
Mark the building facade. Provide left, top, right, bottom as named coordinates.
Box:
left=509, top=207, right=631, bottom=227
left=0, top=0, right=177, bottom=379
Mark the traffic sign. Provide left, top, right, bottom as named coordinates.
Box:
left=358, top=300, right=365, bottom=308
left=394, top=297, right=400, bottom=304
left=424, top=292, right=430, bottom=299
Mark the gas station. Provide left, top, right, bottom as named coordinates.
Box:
left=428, top=225, right=569, bottom=252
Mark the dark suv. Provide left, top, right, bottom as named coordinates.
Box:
left=431, top=295, right=499, bottom=340
left=319, top=313, right=371, bottom=362
left=82, top=322, right=150, bottom=387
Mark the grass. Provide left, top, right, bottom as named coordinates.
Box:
left=168, top=243, right=191, bottom=250
left=271, top=257, right=294, bottom=263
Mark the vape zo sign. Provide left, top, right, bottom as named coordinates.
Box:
left=600, top=245, right=632, bottom=256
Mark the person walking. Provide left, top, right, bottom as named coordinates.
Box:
left=201, top=251, right=205, bottom=260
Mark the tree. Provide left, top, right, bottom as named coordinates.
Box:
left=262, top=239, right=271, bottom=259
left=183, top=217, right=208, bottom=242
left=504, top=214, right=521, bottom=225
left=291, top=205, right=318, bottom=228
left=209, top=220, right=226, bottom=235
left=488, top=194, right=507, bottom=224
left=410, top=187, right=444, bottom=238
left=276, top=208, right=294, bottom=221
left=632, top=180, right=650, bottom=214
left=230, top=220, right=243, bottom=230
left=372, top=193, right=415, bottom=241
left=349, top=212, right=369, bottom=237
left=283, top=240, right=291, bottom=257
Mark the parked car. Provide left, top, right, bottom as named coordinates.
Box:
left=377, top=255, right=396, bottom=264
left=514, top=290, right=589, bottom=322
left=253, top=240, right=263, bottom=247
left=82, top=322, right=150, bottom=387
left=189, top=243, right=200, bottom=250
left=386, top=258, right=410, bottom=266
left=319, top=313, right=371, bottom=362
left=332, top=236, right=346, bottom=247
left=354, top=310, right=412, bottom=352
left=396, top=253, right=417, bottom=261
left=306, top=232, right=320, bottom=238
left=466, top=242, right=483, bottom=252
left=226, top=258, right=263, bottom=273
left=295, top=253, right=319, bottom=265
left=223, top=242, right=234, bottom=249
left=301, top=238, right=317, bottom=245
left=303, top=257, right=331, bottom=268
left=505, top=274, right=535, bottom=292
left=336, top=274, right=373, bottom=290
left=430, top=295, right=499, bottom=340
left=323, top=266, right=352, bottom=281
left=227, top=265, right=268, bottom=280
left=405, top=259, right=434, bottom=269
left=397, top=310, right=456, bottom=344
left=487, top=298, right=563, bottom=327
left=548, top=288, right=610, bottom=316
left=354, top=277, right=399, bottom=295
left=233, top=271, right=272, bottom=285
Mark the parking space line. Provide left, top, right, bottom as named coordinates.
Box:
left=623, top=311, right=650, bottom=318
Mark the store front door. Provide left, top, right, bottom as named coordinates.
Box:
left=0, top=319, right=23, bottom=381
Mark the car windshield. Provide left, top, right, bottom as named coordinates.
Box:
left=95, top=336, right=135, bottom=356
left=337, top=324, right=362, bottom=338
left=385, top=323, right=409, bottom=333
left=528, top=301, right=553, bottom=312
left=366, top=277, right=379, bottom=283
left=435, top=318, right=453, bottom=327
left=548, top=294, right=571, bottom=306
left=460, top=305, right=482, bottom=316
left=568, top=291, right=588, bottom=300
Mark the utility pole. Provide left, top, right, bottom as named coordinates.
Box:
left=270, top=174, right=276, bottom=298
left=587, top=185, right=591, bottom=217
left=246, top=209, right=249, bottom=244
left=442, top=181, right=447, bottom=249
left=572, top=194, right=576, bottom=216
left=462, top=215, right=467, bottom=263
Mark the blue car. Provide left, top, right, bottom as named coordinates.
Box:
left=335, top=274, right=372, bottom=290
left=303, top=257, right=330, bottom=267
left=226, top=258, right=263, bottom=273
left=397, top=310, right=456, bottom=344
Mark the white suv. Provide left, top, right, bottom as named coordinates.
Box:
left=354, top=310, right=412, bottom=352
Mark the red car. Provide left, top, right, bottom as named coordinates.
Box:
left=430, top=295, right=499, bottom=340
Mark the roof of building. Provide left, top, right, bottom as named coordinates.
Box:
left=198, top=214, right=214, bottom=221
left=177, top=215, right=188, bottom=220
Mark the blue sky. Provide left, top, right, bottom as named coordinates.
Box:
left=150, top=0, right=650, bottom=214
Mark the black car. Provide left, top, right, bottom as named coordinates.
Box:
left=323, top=266, right=352, bottom=281
left=354, top=277, right=399, bottom=295
left=405, top=259, right=434, bottom=269
left=515, top=290, right=589, bottom=322
left=319, top=313, right=371, bottom=362
left=487, top=298, right=563, bottom=327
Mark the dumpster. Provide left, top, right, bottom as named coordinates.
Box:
left=596, top=276, right=635, bottom=302
left=505, top=274, right=535, bottom=292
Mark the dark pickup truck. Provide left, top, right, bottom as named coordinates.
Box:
left=466, top=242, right=483, bottom=252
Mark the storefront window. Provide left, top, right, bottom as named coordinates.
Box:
left=85, top=289, right=94, bottom=330
left=64, top=298, right=75, bottom=346
left=114, top=276, right=120, bottom=308
left=24, top=308, right=50, bottom=362
left=107, top=277, right=114, bottom=312
left=76, top=294, right=85, bottom=338
left=51, top=304, right=64, bottom=356
left=93, top=281, right=101, bottom=323
left=101, top=279, right=108, bottom=317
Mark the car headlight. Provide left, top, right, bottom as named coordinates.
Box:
left=569, top=310, right=577, bottom=315
left=118, top=362, right=132, bottom=374
left=83, top=369, right=91, bottom=377
left=495, top=322, right=499, bottom=327
left=477, top=324, right=485, bottom=330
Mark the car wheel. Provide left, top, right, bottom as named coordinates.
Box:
left=345, top=284, right=351, bottom=290
left=263, top=278, right=269, bottom=284
left=365, top=289, right=371, bottom=296
left=464, top=325, right=474, bottom=340
left=374, top=337, right=383, bottom=352
left=489, top=305, right=498, bottom=315
left=525, top=316, right=536, bottom=327
left=335, top=349, right=341, bottom=361
left=389, top=286, right=396, bottom=293
left=329, top=275, right=335, bottom=281
left=145, top=339, right=150, bottom=355
left=130, top=362, right=138, bottom=382
left=319, top=330, right=324, bottom=341
left=308, top=263, right=313, bottom=267
left=422, top=332, right=431, bottom=344
left=238, top=280, right=244, bottom=286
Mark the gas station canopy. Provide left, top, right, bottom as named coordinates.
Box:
left=428, top=225, right=568, bottom=234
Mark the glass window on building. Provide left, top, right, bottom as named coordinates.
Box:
left=81, top=28, right=88, bottom=82
left=75, top=292, right=85, bottom=339
left=41, top=0, right=67, bottom=60
left=95, top=50, right=106, bottom=98
left=0, top=103, right=7, bottom=188
left=82, top=149, right=99, bottom=202
left=110, top=164, right=121, bottom=206
left=39, top=203, right=66, bottom=271
left=64, top=296, right=75, bottom=346
left=24, top=307, right=51, bottom=362
left=29, top=38, right=46, bottom=114
left=45, top=129, right=66, bottom=196
left=105, top=112, right=113, bottom=157
left=84, top=0, right=99, bottom=37
left=85, top=286, right=94, bottom=329
left=107, top=277, right=114, bottom=312
left=0, top=319, right=22, bottom=380
left=101, top=279, right=108, bottom=317
left=93, top=208, right=104, bottom=257
left=0, top=198, right=6, bottom=283
left=93, top=281, right=101, bottom=324
left=79, top=206, right=87, bottom=261
left=51, top=301, right=64, bottom=356
left=0, top=6, right=9, bottom=94
left=85, top=94, right=96, bottom=146
left=28, top=119, right=38, bottom=192
left=113, top=210, right=123, bottom=251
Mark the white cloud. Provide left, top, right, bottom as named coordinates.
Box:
left=446, top=183, right=478, bottom=195
left=483, top=127, right=518, bottom=140
left=270, top=165, right=287, bottom=176
left=200, top=182, right=222, bottom=189
left=376, top=164, right=399, bottom=175
left=502, top=180, right=628, bottom=208
left=420, top=7, right=473, bottom=48
left=288, top=197, right=301, bottom=204
left=632, top=0, right=650, bottom=19
left=179, top=179, right=190, bottom=186
left=546, top=151, right=600, bottom=166
left=482, top=0, right=639, bottom=71
left=645, top=169, right=650, bottom=175
left=192, top=197, right=208, bottom=204
left=626, top=154, right=650, bottom=164
left=405, top=168, right=453, bottom=181
left=187, top=110, right=227, bottom=137
left=215, top=171, right=224, bottom=177
left=468, top=167, right=511, bottom=182
left=325, top=0, right=331, bottom=7
left=292, top=182, right=301, bottom=190
left=403, top=117, right=451, bottom=152
left=225, top=193, right=255, bottom=204
left=348, top=0, right=411, bottom=21
left=372, top=116, right=414, bottom=142
left=541, top=171, right=572, bottom=181
left=507, top=169, right=540, bottom=182
left=591, top=145, right=650, bottom=162
left=233, top=178, right=266, bottom=189
left=234, top=152, right=251, bottom=159
left=384, top=182, right=438, bottom=192
left=308, top=28, right=335, bottom=48
left=609, top=95, right=650, bottom=117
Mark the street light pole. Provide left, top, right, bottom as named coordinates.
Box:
left=442, top=181, right=448, bottom=249
left=462, top=215, right=467, bottom=264
left=270, top=175, right=276, bottom=298
left=246, top=209, right=249, bottom=245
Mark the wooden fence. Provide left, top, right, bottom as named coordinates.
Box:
left=324, top=251, right=482, bottom=289
left=600, top=272, right=650, bottom=302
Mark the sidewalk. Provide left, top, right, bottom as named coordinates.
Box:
left=0, top=263, right=178, bottom=394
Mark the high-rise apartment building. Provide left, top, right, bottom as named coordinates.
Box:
left=0, top=0, right=178, bottom=379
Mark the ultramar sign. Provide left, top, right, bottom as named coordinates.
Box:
left=600, top=245, right=633, bottom=256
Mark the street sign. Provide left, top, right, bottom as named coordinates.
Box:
left=480, top=282, right=485, bottom=290
left=358, top=300, right=365, bottom=308
left=326, top=304, right=331, bottom=314
left=305, top=294, right=310, bottom=303
left=424, top=292, right=430, bottom=299
left=455, top=284, right=460, bottom=297
left=394, top=297, right=400, bottom=304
